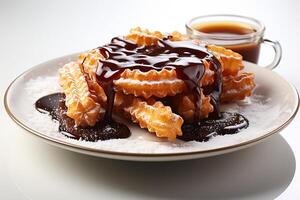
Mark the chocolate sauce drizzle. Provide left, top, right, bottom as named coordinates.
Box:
left=35, top=36, right=249, bottom=142
left=96, top=37, right=222, bottom=121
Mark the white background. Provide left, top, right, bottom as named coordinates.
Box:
left=1, top=0, right=300, bottom=199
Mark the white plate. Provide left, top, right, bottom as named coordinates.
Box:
left=4, top=53, right=299, bottom=161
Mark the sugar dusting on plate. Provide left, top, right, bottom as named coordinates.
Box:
left=24, top=75, right=276, bottom=154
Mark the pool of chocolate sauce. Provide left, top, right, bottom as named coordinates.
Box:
left=193, top=22, right=260, bottom=63
left=35, top=93, right=130, bottom=141
left=180, top=112, right=248, bottom=142
left=35, top=36, right=249, bottom=142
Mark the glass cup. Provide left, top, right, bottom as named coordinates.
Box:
left=186, top=14, right=282, bottom=69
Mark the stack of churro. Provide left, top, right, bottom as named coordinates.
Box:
left=58, top=27, right=255, bottom=140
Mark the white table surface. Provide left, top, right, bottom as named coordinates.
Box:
left=1, top=0, right=299, bottom=199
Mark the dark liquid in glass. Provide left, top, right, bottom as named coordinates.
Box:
left=193, top=22, right=260, bottom=63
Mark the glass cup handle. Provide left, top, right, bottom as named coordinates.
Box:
left=261, top=38, right=282, bottom=70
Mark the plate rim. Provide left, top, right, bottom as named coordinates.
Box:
left=3, top=56, right=300, bottom=159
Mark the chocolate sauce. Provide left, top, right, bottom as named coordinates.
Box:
left=95, top=37, right=222, bottom=121
left=35, top=36, right=249, bottom=142
left=35, top=93, right=130, bottom=141
left=179, top=112, right=248, bottom=142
